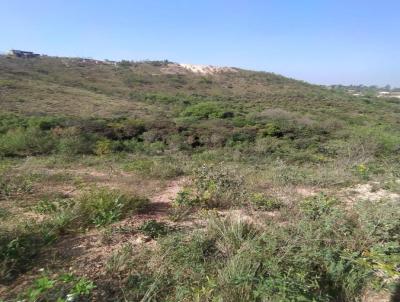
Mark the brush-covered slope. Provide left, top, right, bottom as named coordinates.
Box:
left=0, top=55, right=385, bottom=118
left=1, top=56, right=400, bottom=301
left=1, top=55, right=399, bottom=162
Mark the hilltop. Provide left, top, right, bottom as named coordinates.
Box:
left=0, top=55, right=400, bottom=301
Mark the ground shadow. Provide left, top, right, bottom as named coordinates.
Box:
left=391, top=280, right=400, bottom=302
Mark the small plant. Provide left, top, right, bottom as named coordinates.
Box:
left=0, top=220, right=65, bottom=282
left=299, top=193, right=339, bottom=220
left=70, top=277, right=96, bottom=296
left=34, top=199, right=57, bottom=214
left=250, top=193, right=282, bottom=211
left=106, top=244, right=134, bottom=273
left=77, top=188, right=148, bottom=227
left=0, top=172, right=36, bottom=199
left=26, top=276, right=56, bottom=302
left=138, top=220, right=169, bottom=238
left=19, top=273, right=96, bottom=301
left=174, top=188, right=198, bottom=206
left=355, top=163, right=370, bottom=180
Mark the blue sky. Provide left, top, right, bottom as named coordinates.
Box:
left=1, top=0, right=399, bottom=86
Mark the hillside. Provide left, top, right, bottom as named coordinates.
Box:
left=0, top=56, right=380, bottom=116
left=0, top=56, right=400, bottom=301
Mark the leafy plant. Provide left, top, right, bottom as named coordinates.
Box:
left=71, top=277, right=96, bottom=296
left=193, top=164, right=247, bottom=208
left=18, top=273, right=96, bottom=301
left=138, top=220, right=169, bottom=238
left=299, top=193, right=339, bottom=220
left=250, top=193, right=282, bottom=210
left=34, top=199, right=57, bottom=214
left=26, top=276, right=56, bottom=302
left=174, top=188, right=198, bottom=206
left=355, top=163, right=370, bottom=180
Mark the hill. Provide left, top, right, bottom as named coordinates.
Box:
left=0, top=55, right=399, bottom=301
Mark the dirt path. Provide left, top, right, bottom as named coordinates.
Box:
left=149, top=178, right=185, bottom=209
left=133, top=178, right=186, bottom=222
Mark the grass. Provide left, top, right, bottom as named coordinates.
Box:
left=77, top=187, right=148, bottom=227
left=116, top=198, right=400, bottom=301
left=0, top=186, right=148, bottom=283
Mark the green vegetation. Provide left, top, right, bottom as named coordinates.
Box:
left=0, top=55, right=399, bottom=301
left=18, top=273, right=95, bottom=301
left=138, top=220, right=170, bottom=238
left=0, top=186, right=147, bottom=283
left=77, top=188, right=148, bottom=227
left=115, top=197, right=400, bottom=301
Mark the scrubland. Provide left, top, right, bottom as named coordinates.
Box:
left=0, top=56, right=399, bottom=301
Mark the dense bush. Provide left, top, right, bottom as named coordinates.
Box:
left=181, top=102, right=226, bottom=120
left=0, top=112, right=397, bottom=165
left=0, top=127, right=56, bottom=157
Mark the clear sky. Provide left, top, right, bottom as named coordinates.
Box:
left=1, top=0, right=399, bottom=86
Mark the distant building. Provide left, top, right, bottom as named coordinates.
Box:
left=9, top=49, right=40, bottom=58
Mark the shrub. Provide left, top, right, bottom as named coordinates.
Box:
left=229, top=127, right=257, bottom=144
left=109, top=119, right=146, bottom=139
left=28, top=116, right=63, bottom=131
left=118, top=60, right=133, bottom=67
left=299, top=193, right=339, bottom=220
left=262, top=122, right=283, bottom=137
left=174, top=188, right=198, bottom=207
left=250, top=193, right=283, bottom=211
left=57, top=135, right=94, bottom=155
left=57, top=131, right=95, bottom=155
left=94, top=139, right=113, bottom=155
left=0, top=127, right=56, bottom=157
left=181, top=102, right=225, bottom=120
left=192, top=164, right=247, bottom=208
